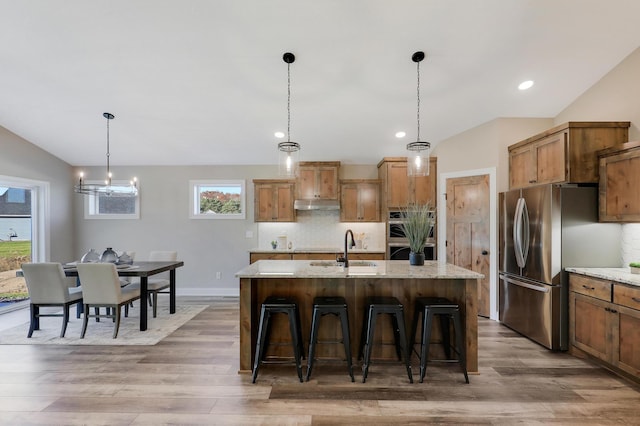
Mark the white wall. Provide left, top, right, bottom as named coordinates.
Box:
left=73, top=163, right=382, bottom=296
left=0, top=126, right=75, bottom=262
left=555, top=46, right=640, bottom=265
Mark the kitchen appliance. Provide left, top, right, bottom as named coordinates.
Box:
left=386, top=210, right=436, bottom=260
left=499, top=184, right=620, bottom=350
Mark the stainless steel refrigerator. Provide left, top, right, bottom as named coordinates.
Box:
left=499, top=184, right=620, bottom=350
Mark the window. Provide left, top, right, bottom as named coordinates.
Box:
left=84, top=181, right=140, bottom=219
left=190, top=179, right=245, bottom=219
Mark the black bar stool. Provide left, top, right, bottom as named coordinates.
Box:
left=306, top=296, right=354, bottom=382
left=409, top=296, right=469, bottom=383
left=251, top=296, right=304, bottom=383
left=358, top=296, right=413, bottom=383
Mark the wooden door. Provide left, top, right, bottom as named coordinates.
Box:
left=446, top=174, right=491, bottom=317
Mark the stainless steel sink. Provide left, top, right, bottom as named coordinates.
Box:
left=309, top=261, right=377, bottom=267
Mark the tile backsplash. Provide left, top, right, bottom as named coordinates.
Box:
left=622, top=224, right=640, bottom=265
left=257, top=210, right=385, bottom=251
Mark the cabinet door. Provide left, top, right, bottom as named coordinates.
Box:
left=413, top=157, right=437, bottom=205
left=340, top=184, right=359, bottom=221
left=358, top=182, right=380, bottom=221
left=534, top=132, right=567, bottom=185
left=570, top=292, right=612, bottom=362
left=387, top=162, right=409, bottom=208
left=255, top=184, right=276, bottom=222
left=613, top=304, right=640, bottom=377
left=316, top=166, right=339, bottom=199
left=274, top=183, right=295, bottom=222
left=509, top=145, right=535, bottom=189
left=599, top=147, right=640, bottom=222
left=297, top=167, right=317, bottom=199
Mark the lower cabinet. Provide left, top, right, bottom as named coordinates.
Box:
left=569, top=273, right=640, bottom=380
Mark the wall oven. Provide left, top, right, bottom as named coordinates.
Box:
left=386, top=211, right=436, bottom=260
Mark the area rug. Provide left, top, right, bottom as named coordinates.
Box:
left=0, top=303, right=207, bottom=345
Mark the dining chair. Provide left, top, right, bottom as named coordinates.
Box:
left=21, top=262, right=84, bottom=338
left=76, top=263, right=141, bottom=339
left=128, top=250, right=177, bottom=318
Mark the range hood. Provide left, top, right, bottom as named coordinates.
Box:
left=294, top=199, right=340, bottom=211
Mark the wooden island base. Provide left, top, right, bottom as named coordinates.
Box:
left=239, top=274, right=478, bottom=374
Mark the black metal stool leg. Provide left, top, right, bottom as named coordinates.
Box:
left=440, top=314, right=452, bottom=359
left=362, top=307, right=377, bottom=383
left=420, top=308, right=434, bottom=383
left=391, top=313, right=402, bottom=361
left=340, top=308, right=355, bottom=382
left=394, top=310, right=413, bottom=384
left=452, top=309, right=469, bottom=383
left=305, top=307, right=320, bottom=381
left=252, top=306, right=270, bottom=383
left=288, top=308, right=304, bottom=383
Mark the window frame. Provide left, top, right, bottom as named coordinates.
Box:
left=189, top=179, right=246, bottom=220
left=83, top=180, right=140, bottom=220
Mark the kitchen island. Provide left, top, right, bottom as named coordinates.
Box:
left=236, top=260, right=484, bottom=374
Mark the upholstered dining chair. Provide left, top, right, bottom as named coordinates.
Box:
left=76, top=263, right=141, bottom=339
left=21, top=262, right=83, bottom=338
left=128, top=250, right=177, bottom=318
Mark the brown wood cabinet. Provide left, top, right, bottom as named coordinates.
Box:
left=569, top=273, right=640, bottom=381
left=508, top=122, right=629, bottom=190
left=253, top=179, right=295, bottom=222
left=296, top=161, right=340, bottom=200
left=377, top=157, right=437, bottom=210
left=249, top=252, right=292, bottom=263
left=340, top=179, right=381, bottom=222
left=598, top=141, right=640, bottom=222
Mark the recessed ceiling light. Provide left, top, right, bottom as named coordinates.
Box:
left=518, top=80, right=534, bottom=91
left=395, top=131, right=406, bottom=138
left=274, top=131, right=285, bottom=138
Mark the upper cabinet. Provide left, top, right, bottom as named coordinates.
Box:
left=340, top=179, right=381, bottom=222
left=508, top=122, right=630, bottom=190
left=296, top=161, right=340, bottom=200
left=253, top=179, right=295, bottom=222
left=377, top=157, right=437, bottom=210
left=598, top=141, right=640, bottom=222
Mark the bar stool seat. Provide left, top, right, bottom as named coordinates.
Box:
left=409, top=296, right=469, bottom=383
left=252, top=296, right=304, bottom=383
left=306, top=296, right=354, bottom=382
left=358, top=296, right=413, bottom=383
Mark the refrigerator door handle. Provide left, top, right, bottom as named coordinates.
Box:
left=521, top=197, right=530, bottom=265
left=513, top=198, right=525, bottom=268
left=501, top=274, right=550, bottom=293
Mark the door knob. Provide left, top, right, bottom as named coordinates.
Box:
left=481, top=250, right=489, bottom=255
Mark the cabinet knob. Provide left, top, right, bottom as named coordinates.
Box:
left=481, top=250, right=488, bottom=255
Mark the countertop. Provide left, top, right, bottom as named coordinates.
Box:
left=565, top=267, right=640, bottom=288
left=236, top=259, right=484, bottom=279
left=249, top=247, right=385, bottom=254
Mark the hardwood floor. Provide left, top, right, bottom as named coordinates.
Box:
left=0, top=296, right=639, bottom=425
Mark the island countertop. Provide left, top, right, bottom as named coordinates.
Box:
left=235, top=259, right=484, bottom=279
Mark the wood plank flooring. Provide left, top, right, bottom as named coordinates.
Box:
left=0, top=296, right=639, bottom=425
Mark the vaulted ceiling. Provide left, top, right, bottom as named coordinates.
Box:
left=2, top=0, right=640, bottom=166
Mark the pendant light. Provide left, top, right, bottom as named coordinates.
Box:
left=74, top=112, right=138, bottom=197
left=278, top=52, right=301, bottom=177
left=406, top=51, right=430, bottom=177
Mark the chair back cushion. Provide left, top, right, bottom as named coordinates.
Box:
left=21, top=262, right=74, bottom=304
left=76, top=263, right=123, bottom=305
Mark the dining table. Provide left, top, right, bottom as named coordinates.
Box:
left=63, top=260, right=184, bottom=331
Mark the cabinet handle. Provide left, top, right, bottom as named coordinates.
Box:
left=610, top=309, right=618, bottom=314
left=582, top=285, right=595, bottom=290
left=529, top=180, right=537, bottom=183
left=632, top=297, right=640, bottom=303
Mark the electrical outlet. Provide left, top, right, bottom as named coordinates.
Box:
left=216, top=272, right=221, bottom=280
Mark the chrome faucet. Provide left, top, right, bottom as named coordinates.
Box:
left=342, top=229, right=356, bottom=267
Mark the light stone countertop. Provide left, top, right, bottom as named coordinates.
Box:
left=249, top=247, right=385, bottom=254
left=236, top=260, right=484, bottom=279
left=565, top=267, right=640, bottom=288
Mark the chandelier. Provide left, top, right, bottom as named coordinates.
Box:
left=406, top=51, right=430, bottom=177
left=74, top=112, right=138, bottom=197
left=278, top=52, right=301, bottom=177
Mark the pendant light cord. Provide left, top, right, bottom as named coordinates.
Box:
left=287, top=61, right=291, bottom=143
left=416, top=60, right=421, bottom=142
left=106, top=115, right=111, bottom=179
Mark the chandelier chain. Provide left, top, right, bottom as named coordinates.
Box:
left=106, top=114, right=111, bottom=177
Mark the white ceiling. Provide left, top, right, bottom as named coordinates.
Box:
left=2, top=0, right=640, bottom=167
